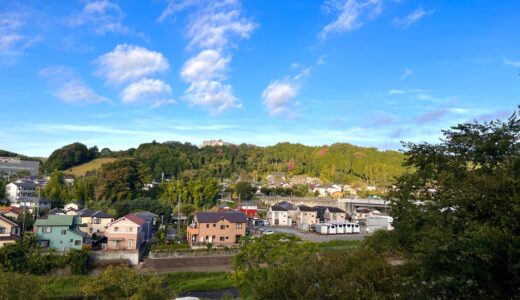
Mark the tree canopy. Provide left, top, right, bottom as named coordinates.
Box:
left=390, top=110, right=520, bottom=298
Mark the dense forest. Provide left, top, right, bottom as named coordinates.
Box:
left=2, top=141, right=406, bottom=211
left=43, top=141, right=406, bottom=186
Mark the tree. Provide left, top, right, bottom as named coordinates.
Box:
left=390, top=109, right=520, bottom=298
left=234, top=181, right=253, bottom=200
left=95, top=159, right=142, bottom=201
left=82, top=265, right=170, bottom=299
left=45, top=142, right=97, bottom=171
left=44, top=170, right=69, bottom=207
left=233, top=234, right=400, bottom=299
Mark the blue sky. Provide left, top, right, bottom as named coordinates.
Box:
left=1, top=0, right=519, bottom=157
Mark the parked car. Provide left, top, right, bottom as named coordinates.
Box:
left=263, top=230, right=274, bottom=235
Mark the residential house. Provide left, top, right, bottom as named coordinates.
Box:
left=315, top=206, right=349, bottom=223
left=0, top=206, right=22, bottom=220
left=46, top=208, right=66, bottom=216
left=105, top=214, right=145, bottom=250
left=5, top=180, right=36, bottom=204
left=277, top=201, right=296, bottom=225
left=0, top=214, right=20, bottom=248
left=267, top=205, right=289, bottom=226
left=34, top=215, right=89, bottom=251
left=13, top=197, right=51, bottom=214
left=134, top=211, right=158, bottom=241
left=187, top=211, right=247, bottom=247
left=78, top=208, right=114, bottom=237
left=64, top=202, right=80, bottom=214
left=312, top=184, right=342, bottom=197
left=295, top=205, right=318, bottom=226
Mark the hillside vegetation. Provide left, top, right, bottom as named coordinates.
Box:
left=63, top=158, right=117, bottom=177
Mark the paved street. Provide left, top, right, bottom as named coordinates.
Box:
left=259, top=226, right=369, bottom=242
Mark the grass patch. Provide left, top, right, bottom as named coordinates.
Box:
left=163, top=272, right=234, bottom=293
left=42, top=275, right=88, bottom=297
left=37, top=272, right=234, bottom=297
left=63, top=158, right=117, bottom=177
left=316, top=239, right=361, bottom=252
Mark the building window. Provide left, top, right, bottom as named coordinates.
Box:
left=42, top=226, right=51, bottom=233
left=114, top=226, right=119, bottom=232
left=206, top=224, right=209, bottom=228
left=0, top=227, right=5, bottom=234
left=213, top=224, right=216, bottom=227
left=74, top=240, right=81, bottom=246
left=220, top=225, right=226, bottom=229
left=205, top=235, right=209, bottom=240
left=220, top=236, right=225, bottom=241
left=127, top=227, right=133, bottom=232
left=61, top=230, right=67, bottom=235
left=70, top=239, right=73, bottom=243
left=236, top=223, right=242, bottom=229
left=128, top=240, right=133, bottom=249
left=93, top=219, right=101, bottom=224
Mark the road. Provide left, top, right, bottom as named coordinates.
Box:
left=258, top=226, right=369, bottom=242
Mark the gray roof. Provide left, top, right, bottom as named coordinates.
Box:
left=135, top=211, right=157, bottom=221
left=78, top=208, right=95, bottom=217
left=270, top=205, right=288, bottom=211
left=297, top=205, right=317, bottom=212
left=195, top=211, right=247, bottom=223
left=12, top=181, right=36, bottom=189
left=277, top=201, right=295, bottom=211
left=92, top=211, right=113, bottom=219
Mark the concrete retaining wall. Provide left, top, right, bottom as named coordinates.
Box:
left=90, top=250, right=140, bottom=266
left=142, top=254, right=236, bottom=273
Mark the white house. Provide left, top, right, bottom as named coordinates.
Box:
left=5, top=180, right=37, bottom=204
left=267, top=205, right=290, bottom=226
left=312, top=184, right=342, bottom=197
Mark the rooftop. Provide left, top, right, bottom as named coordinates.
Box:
left=195, top=211, right=247, bottom=223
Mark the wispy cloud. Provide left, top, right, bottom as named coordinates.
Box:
left=161, top=0, right=256, bottom=114
left=413, top=108, right=448, bottom=124
left=0, top=10, right=41, bottom=56
left=67, top=0, right=131, bottom=35
left=400, top=67, right=413, bottom=79
left=504, top=58, right=520, bottom=67
left=40, top=66, right=109, bottom=104
left=320, top=0, right=382, bottom=40
left=393, top=7, right=435, bottom=29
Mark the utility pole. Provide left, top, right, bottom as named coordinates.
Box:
left=177, top=194, right=181, bottom=233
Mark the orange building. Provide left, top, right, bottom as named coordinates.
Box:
left=187, top=211, right=247, bottom=247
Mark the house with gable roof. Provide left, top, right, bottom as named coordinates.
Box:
left=187, top=211, right=247, bottom=247
left=105, top=214, right=145, bottom=250
left=0, top=214, right=20, bottom=248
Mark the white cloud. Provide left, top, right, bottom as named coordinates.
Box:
left=40, top=66, right=108, bottom=104
left=316, top=55, right=327, bottom=65
left=181, top=49, right=230, bottom=82
left=163, top=0, right=255, bottom=114
left=184, top=80, right=241, bottom=114
left=504, top=58, right=520, bottom=67
left=67, top=0, right=130, bottom=35
left=401, top=67, right=413, bottom=79
left=320, top=0, right=382, bottom=40
left=262, top=80, right=299, bottom=116
left=121, top=78, right=174, bottom=107
left=95, top=44, right=170, bottom=85
left=393, top=7, right=435, bottom=29
left=388, top=89, right=405, bottom=94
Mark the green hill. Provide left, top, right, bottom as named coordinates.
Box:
left=63, top=158, right=118, bottom=177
